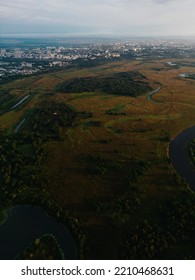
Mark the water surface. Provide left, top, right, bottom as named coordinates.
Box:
left=0, top=205, right=77, bottom=260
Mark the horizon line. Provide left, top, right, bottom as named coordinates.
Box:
left=0, top=33, right=195, bottom=39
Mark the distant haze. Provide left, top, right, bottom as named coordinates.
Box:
left=0, top=0, right=195, bottom=37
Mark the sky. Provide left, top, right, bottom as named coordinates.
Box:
left=0, top=0, right=195, bottom=37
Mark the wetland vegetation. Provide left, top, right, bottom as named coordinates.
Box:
left=0, top=58, right=195, bottom=259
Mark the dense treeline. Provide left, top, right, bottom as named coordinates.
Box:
left=188, top=139, right=195, bottom=167
left=0, top=134, right=45, bottom=200
left=0, top=133, right=85, bottom=259
left=0, top=102, right=79, bottom=204
left=0, top=92, right=17, bottom=114
left=56, top=72, right=152, bottom=97
left=120, top=193, right=195, bottom=259
left=23, top=102, right=78, bottom=141
left=0, top=101, right=88, bottom=259
left=16, top=235, right=64, bottom=260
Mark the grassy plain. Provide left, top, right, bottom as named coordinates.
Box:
left=0, top=58, right=195, bottom=259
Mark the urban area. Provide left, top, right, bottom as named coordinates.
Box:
left=1, top=38, right=195, bottom=81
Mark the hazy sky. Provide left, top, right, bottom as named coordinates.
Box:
left=0, top=0, right=195, bottom=36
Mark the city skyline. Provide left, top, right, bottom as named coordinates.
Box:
left=0, top=0, right=195, bottom=37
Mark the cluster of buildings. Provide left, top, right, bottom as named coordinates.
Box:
left=0, top=38, right=195, bottom=80
left=0, top=44, right=122, bottom=79
left=0, top=45, right=121, bottom=61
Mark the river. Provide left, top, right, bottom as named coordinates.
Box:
left=169, top=126, right=195, bottom=191
left=10, top=95, right=30, bottom=110
left=147, top=85, right=195, bottom=190
left=0, top=205, right=77, bottom=260
left=147, top=86, right=161, bottom=101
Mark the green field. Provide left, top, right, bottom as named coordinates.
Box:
left=0, top=58, right=195, bottom=259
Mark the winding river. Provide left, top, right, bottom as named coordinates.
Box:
left=0, top=205, right=77, bottom=260
left=147, top=86, right=161, bottom=101
left=147, top=86, right=195, bottom=190
left=169, top=126, right=195, bottom=191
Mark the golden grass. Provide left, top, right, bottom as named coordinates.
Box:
left=0, top=93, right=42, bottom=129
left=48, top=59, right=195, bottom=201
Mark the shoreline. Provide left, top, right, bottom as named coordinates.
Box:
left=169, top=125, right=195, bottom=191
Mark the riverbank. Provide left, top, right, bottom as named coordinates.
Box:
left=169, top=125, right=195, bottom=191
left=0, top=210, right=6, bottom=226
left=0, top=205, right=77, bottom=260
left=16, top=234, right=64, bottom=260
left=147, top=86, right=162, bottom=101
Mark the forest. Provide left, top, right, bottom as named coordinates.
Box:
left=56, top=71, right=152, bottom=97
